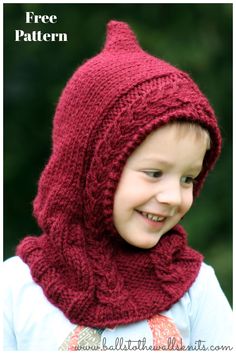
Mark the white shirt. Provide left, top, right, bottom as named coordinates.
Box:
left=3, top=256, right=233, bottom=351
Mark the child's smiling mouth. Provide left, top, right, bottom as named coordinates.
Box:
left=135, top=210, right=167, bottom=228
left=140, top=211, right=166, bottom=222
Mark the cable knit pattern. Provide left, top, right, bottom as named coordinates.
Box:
left=16, top=20, right=222, bottom=328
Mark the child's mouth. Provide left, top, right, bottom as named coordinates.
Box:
left=136, top=210, right=166, bottom=223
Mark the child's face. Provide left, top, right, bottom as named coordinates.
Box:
left=113, top=123, right=208, bottom=249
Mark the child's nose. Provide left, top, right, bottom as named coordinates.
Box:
left=155, top=181, right=182, bottom=207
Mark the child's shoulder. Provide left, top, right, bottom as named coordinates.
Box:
left=4, top=255, right=27, bottom=267
left=191, top=261, right=220, bottom=290
left=3, top=255, right=30, bottom=272
left=3, top=256, right=32, bottom=289
left=187, top=261, right=231, bottom=312
left=194, top=261, right=216, bottom=285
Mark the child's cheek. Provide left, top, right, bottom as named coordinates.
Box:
left=182, top=191, right=193, bottom=215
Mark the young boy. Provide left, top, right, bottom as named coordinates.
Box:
left=113, top=122, right=210, bottom=250
left=3, top=20, right=233, bottom=350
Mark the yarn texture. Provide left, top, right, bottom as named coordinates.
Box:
left=17, top=20, right=222, bottom=328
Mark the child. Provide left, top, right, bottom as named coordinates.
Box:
left=3, top=20, right=233, bottom=351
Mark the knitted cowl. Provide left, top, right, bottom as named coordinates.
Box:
left=17, top=20, right=222, bottom=328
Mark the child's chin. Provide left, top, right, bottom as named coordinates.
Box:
left=131, top=235, right=162, bottom=249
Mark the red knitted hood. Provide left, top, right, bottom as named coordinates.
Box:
left=17, top=21, right=222, bottom=328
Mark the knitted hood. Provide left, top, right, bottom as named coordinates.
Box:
left=17, top=20, right=222, bottom=328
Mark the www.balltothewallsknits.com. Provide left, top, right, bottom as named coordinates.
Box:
left=69, top=337, right=233, bottom=351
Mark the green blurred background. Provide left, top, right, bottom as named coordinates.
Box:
left=4, top=4, right=232, bottom=304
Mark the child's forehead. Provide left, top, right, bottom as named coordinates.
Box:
left=126, top=122, right=210, bottom=163
left=149, top=122, right=208, bottom=137
left=136, top=122, right=208, bottom=147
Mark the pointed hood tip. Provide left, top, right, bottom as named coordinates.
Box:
left=104, top=19, right=141, bottom=53
left=107, top=19, right=130, bottom=30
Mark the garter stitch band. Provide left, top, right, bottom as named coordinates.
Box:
left=17, top=20, right=222, bottom=328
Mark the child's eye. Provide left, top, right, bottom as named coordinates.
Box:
left=181, top=176, right=196, bottom=185
left=143, top=170, right=162, bottom=178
